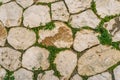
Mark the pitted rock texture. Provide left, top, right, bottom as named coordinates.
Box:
left=14, top=68, right=33, bottom=80
left=65, top=0, right=92, bottom=14
left=0, top=2, right=23, bottom=27
left=23, top=5, right=51, bottom=28
left=38, top=21, right=73, bottom=48
left=70, top=10, right=100, bottom=29
left=51, top=1, right=69, bottom=22
left=54, top=50, right=77, bottom=80
left=0, top=21, right=7, bottom=46
left=95, top=0, right=120, bottom=18
left=87, top=72, right=112, bottom=80
left=73, top=29, right=99, bottom=52
left=22, top=46, right=50, bottom=70
left=0, top=47, right=21, bottom=71
left=78, top=45, right=120, bottom=76
left=7, top=27, right=36, bottom=50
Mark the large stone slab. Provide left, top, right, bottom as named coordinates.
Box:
left=0, top=47, right=21, bottom=71
left=22, top=46, right=50, bottom=70
left=95, top=0, right=120, bottom=18
left=54, top=50, right=77, bottom=80
left=78, top=45, right=120, bottom=76
left=14, top=68, right=33, bottom=80
left=38, top=21, right=73, bottom=48
left=23, top=5, right=51, bottom=28
left=0, top=66, right=6, bottom=80
left=70, top=10, right=100, bottom=29
left=7, top=27, right=36, bottom=50
left=73, top=29, right=99, bottom=52
left=51, top=1, right=69, bottom=22
left=0, top=21, right=7, bottom=46
left=0, top=2, right=23, bottom=27
left=114, top=65, right=120, bottom=80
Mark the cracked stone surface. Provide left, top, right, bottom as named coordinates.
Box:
left=54, top=50, right=77, bottom=80
left=38, top=21, right=73, bottom=48
left=16, top=0, right=34, bottom=8
left=22, top=46, right=50, bottom=70
left=38, top=70, right=59, bottom=80
left=95, top=0, right=120, bottom=18
left=0, top=2, right=23, bottom=27
left=0, top=66, right=6, bottom=80
left=64, top=0, right=92, bottom=14
left=0, top=0, right=120, bottom=80
left=78, top=45, right=120, bottom=76
left=23, top=5, right=51, bottom=28
left=0, top=47, right=21, bottom=71
left=14, top=68, right=33, bottom=80
left=70, top=10, right=100, bottom=29
left=88, top=72, right=112, bottom=80
left=7, top=27, right=36, bottom=50
left=73, top=29, right=99, bottom=52
left=0, top=21, right=7, bottom=46
left=51, top=1, right=69, bottom=22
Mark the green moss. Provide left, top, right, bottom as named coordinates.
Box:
left=4, top=71, right=14, bottom=80
left=32, top=67, right=45, bottom=80
left=95, top=15, right=120, bottom=46
left=91, top=0, right=101, bottom=18
left=44, top=22, right=55, bottom=30
left=0, top=2, right=2, bottom=6
left=112, top=42, right=120, bottom=50
left=82, top=76, right=89, bottom=80
left=108, top=61, right=120, bottom=72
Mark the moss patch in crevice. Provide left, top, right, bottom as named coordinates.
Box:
left=4, top=71, right=15, bottom=80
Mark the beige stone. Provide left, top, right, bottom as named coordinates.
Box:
left=23, top=5, right=51, bottom=28
left=16, top=0, right=34, bottom=8
left=70, top=10, right=100, bottom=29
left=14, top=68, right=33, bottom=80
left=22, top=46, right=50, bottom=70
left=51, top=1, right=69, bottom=22
left=0, top=2, right=23, bottom=27
left=0, top=66, right=6, bottom=80
left=114, top=65, right=120, bottom=80
left=7, top=27, right=36, bottom=50
left=95, top=0, right=120, bottom=18
left=38, top=21, right=73, bottom=48
left=0, top=47, right=21, bottom=71
left=38, top=70, right=59, bottom=80
left=54, top=50, right=77, bottom=80
left=0, top=21, right=7, bottom=46
left=1, top=0, right=11, bottom=3
left=64, top=0, right=92, bottom=13
left=73, top=29, right=99, bottom=52
left=70, top=74, right=82, bottom=80
left=88, top=72, right=112, bottom=80
left=78, top=45, right=120, bottom=76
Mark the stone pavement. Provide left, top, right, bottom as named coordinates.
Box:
left=0, top=0, right=120, bottom=80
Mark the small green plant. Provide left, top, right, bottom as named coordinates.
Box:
left=44, top=22, right=55, bottom=30
left=4, top=71, right=14, bottom=80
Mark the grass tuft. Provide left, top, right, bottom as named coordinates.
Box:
left=4, top=71, right=14, bottom=80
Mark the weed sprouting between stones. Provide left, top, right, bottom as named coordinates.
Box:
left=4, top=71, right=14, bottom=80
